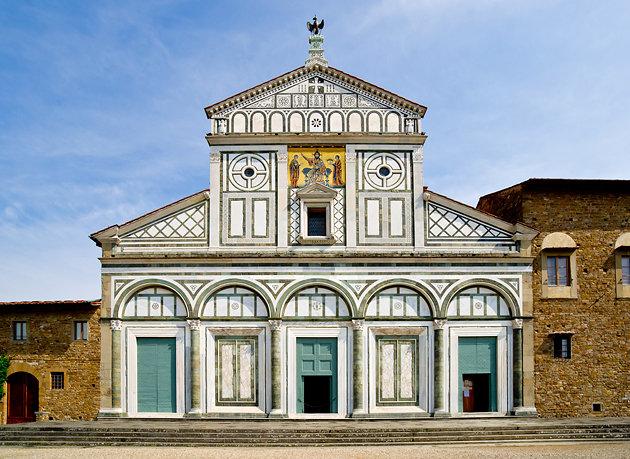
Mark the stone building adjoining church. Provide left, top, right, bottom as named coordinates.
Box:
left=90, top=31, right=540, bottom=419
left=478, top=179, right=630, bottom=417
left=0, top=300, right=101, bottom=423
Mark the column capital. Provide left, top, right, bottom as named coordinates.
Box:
left=187, top=319, right=202, bottom=331
left=412, top=146, right=423, bottom=162
left=269, top=319, right=282, bottom=331
left=110, top=319, right=123, bottom=331
left=351, top=319, right=365, bottom=331
left=277, top=151, right=288, bottom=162
left=346, top=149, right=357, bottom=162
left=433, top=319, right=447, bottom=330
left=512, top=318, right=523, bottom=329
left=210, top=151, right=221, bottom=163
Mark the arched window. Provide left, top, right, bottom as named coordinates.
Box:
left=447, top=286, right=511, bottom=318
left=201, top=287, right=268, bottom=318
left=366, top=287, right=432, bottom=318
left=284, top=286, right=350, bottom=319
left=123, top=287, right=187, bottom=318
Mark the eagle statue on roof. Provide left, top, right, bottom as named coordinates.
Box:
left=307, top=16, right=324, bottom=35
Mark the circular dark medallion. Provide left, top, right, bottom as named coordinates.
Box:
left=243, top=167, right=255, bottom=178
left=378, top=166, right=392, bottom=177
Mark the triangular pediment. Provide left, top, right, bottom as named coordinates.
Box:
left=90, top=190, right=210, bottom=248
left=424, top=191, right=537, bottom=247
left=296, top=182, right=338, bottom=199
left=205, top=65, right=426, bottom=119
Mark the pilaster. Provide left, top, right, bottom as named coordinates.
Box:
left=345, top=146, right=357, bottom=248
left=412, top=145, right=424, bottom=248
left=209, top=147, right=221, bottom=247
left=276, top=147, right=289, bottom=247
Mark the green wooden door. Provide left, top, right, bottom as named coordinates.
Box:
left=137, top=337, right=177, bottom=413
left=296, top=338, right=337, bottom=413
left=458, top=337, right=497, bottom=412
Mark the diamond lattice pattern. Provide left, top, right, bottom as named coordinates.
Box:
left=125, top=203, right=206, bottom=239
left=427, top=203, right=511, bottom=239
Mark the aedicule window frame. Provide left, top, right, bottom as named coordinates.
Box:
left=296, top=183, right=337, bottom=245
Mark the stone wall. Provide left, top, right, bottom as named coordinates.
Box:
left=479, top=185, right=630, bottom=417
left=0, top=303, right=100, bottom=422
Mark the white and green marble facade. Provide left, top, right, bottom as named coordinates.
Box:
left=93, top=42, right=538, bottom=419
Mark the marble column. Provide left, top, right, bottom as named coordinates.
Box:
left=512, top=319, right=523, bottom=412
left=110, top=319, right=122, bottom=411
left=351, top=319, right=366, bottom=417
left=188, top=319, right=202, bottom=414
left=269, top=320, right=283, bottom=417
left=433, top=319, right=448, bottom=416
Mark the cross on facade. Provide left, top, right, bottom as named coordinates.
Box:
left=308, top=77, right=326, bottom=94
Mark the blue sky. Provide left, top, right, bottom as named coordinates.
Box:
left=1, top=0, right=629, bottom=301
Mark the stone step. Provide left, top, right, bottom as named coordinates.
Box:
left=1, top=424, right=627, bottom=434
left=1, top=429, right=627, bottom=440
left=1, top=431, right=628, bottom=446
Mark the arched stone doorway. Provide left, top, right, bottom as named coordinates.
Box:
left=7, top=372, right=39, bottom=423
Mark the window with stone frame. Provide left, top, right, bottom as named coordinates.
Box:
left=215, top=337, right=257, bottom=406
left=307, top=206, right=327, bottom=236
left=376, top=336, right=418, bottom=405
left=51, top=372, right=65, bottom=389
left=73, top=321, right=89, bottom=340
left=540, top=233, right=578, bottom=299
left=546, top=255, right=570, bottom=286
left=553, top=334, right=572, bottom=359
left=622, top=255, right=630, bottom=285
left=12, top=321, right=27, bottom=341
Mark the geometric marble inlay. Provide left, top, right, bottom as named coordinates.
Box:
left=427, top=203, right=511, bottom=240
left=124, top=202, right=206, bottom=239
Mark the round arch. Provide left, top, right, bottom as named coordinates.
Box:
left=6, top=370, right=39, bottom=423
left=307, top=110, right=326, bottom=132
left=359, top=279, right=438, bottom=318
left=346, top=110, right=364, bottom=132
left=193, top=278, right=275, bottom=318
left=268, top=111, right=286, bottom=133
left=441, top=279, right=519, bottom=318
left=113, top=279, right=192, bottom=319
left=327, top=111, right=345, bottom=132
left=276, top=278, right=358, bottom=318
left=249, top=111, right=267, bottom=133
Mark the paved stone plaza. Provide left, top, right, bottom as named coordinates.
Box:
left=2, top=442, right=629, bottom=459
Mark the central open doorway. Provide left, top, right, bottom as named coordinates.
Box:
left=296, top=337, right=338, bottom=414
left=458, top=337, right=497, bottom=413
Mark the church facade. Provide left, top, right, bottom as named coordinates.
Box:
left=91, top=33, right=538, bottom=419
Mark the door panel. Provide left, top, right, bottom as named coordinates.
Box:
left=137, top=337, right=177, bottom=413
left=458, top=337, right=497, bottom=412
left=7, top=372, right=38, bottom=424
left=296, top=338, right=338, bottom=413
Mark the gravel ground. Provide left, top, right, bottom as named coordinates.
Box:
left=1, top=442, right=629, bottom=459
